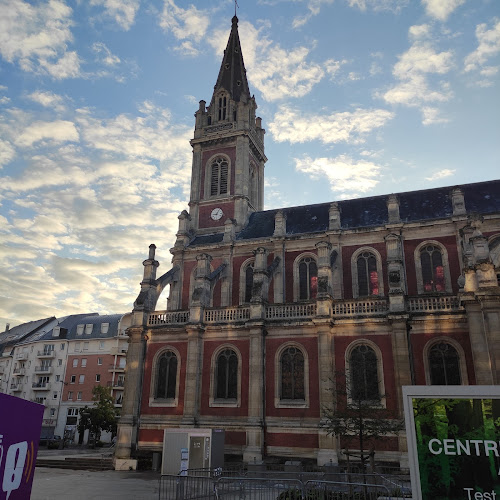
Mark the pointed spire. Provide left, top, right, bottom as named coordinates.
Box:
left=214, top=16, right=251, bottom=102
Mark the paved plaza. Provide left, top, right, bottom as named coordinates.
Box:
left=32, top=468, right=160, bottom=499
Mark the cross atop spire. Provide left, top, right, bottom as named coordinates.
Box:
left=213, top=15, right=250, bottom=103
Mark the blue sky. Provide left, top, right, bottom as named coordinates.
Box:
left=0, top=0, right=499, bottom=327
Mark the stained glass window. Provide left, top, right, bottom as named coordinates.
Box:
left=429, top=343, right=461, bottom=385
left=420, top=245, right=445, bottom=292
left=155, top=350, right=177, bottom=399
left=281, top=347, right=305, bottom=400
left=357, top=252, right=379, bottom=296
left=350, top=345, right=380, bottom=401
left=216, top=349, right=238, bottom=399
left=299, top=257, right=318, bottom=300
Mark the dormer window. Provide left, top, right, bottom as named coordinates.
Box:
left=218, top=96, right=227, bottom=121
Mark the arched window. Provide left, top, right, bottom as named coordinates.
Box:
left=299, top=257, right=318, bottom=300
left=349, top=345, right=380, bottom=402
left=210, top=157, right=229, bottom=196
left=420, top=245, right=445, bottom=292
left=280, top=346, right=305, bottom=400
left=429, top=343, right=461, bottom=385
left=155, top=350, right=178, bottom=399
left=356, top=252, right=379, bottom=296
left=244, top=264, right=254, bottom=303
left=215, top=349, right=238, bottom=399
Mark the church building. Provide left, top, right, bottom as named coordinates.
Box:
left=115, top=16, right=500, bottom=469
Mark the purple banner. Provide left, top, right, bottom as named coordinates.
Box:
left=0, top=393, right=44, bottom=500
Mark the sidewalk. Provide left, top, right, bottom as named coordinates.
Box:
left=32, top=468, right=160, bottom=499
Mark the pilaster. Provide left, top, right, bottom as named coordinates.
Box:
left=182, top=325, right=204, bottom=425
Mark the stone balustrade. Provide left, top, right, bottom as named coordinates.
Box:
left=205, top=307, right=250, bottom=323
left=407, top=295, right=463, bottom=313
left=333, top=298, right=388, bottom=317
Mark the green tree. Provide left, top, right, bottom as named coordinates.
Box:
left=322, top=369, right=404, bottom=472
left=78, top=386, right=118, bottom=446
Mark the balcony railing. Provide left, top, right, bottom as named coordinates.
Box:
left=13, top=368, right=26, bottom=376
left=32, top=382, right=51, bottom=390
left=16, top=353, right=28, bottom=360
left=107, top=380, right=125, bottom=388
left=109, top=364, right=126, bottom=372
left=37, top=350, right=56, bottom=358
left=333, top=298, right=389, bottom=317
left=34, top=366, right=53, bottom=374
left=10, top=383, right=22, bottom=391
left=205, top=307, right=250, bottom=323
left=266, top=303, right=317, bottom=320
left=407, top=295, right=463, bottom=313
left=148, top=310, right=189, bottom=326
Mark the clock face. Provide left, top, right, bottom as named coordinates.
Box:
left=210, top=207, right=223, bottom=220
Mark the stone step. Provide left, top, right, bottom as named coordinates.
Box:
left=36, top=457, right=114, bottom=471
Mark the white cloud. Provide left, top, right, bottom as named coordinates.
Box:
left=269, top=105, right=394, bottom=144
left=382, top=28, right=454, bottom=123
left=464, top=19, right=500, bottom=87
left=15, top=120, right=79, bottom=147
left=295, top=154, right=382, bottom=197
left=27, top=90, right=66, bottom=112
left=209, top=20, right=329, bottom=102
left=89, top=0, right=140, bottom=30
left=0, top=139, right=15, bottom=167
left=425, top=168, right=455, bottom=181
left=92, top=42, right=121, bottom=67
left=421, top=106, right=449, bottom=125
left=0, top=0, right=80, bottom=79
left=292, top=0, right=334, bottom=29
left=159, top=0, right=209, bottom=56
left=422, top=0, right=466, bottom=21
left=346, top=0, right=408, bottom=12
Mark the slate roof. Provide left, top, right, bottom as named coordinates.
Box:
left=187, top=180, right=500, bottom=247
left=65, top=313, right=123, bottom=340
left=0, top=317, right=55, bottom=355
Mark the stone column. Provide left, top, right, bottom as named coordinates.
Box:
left=316, top=241, right=333, bottom=317
left=182, top=325, right=204, bottom=425
left=244, top=325, right=265, bottom=462
left=315, top=322, right=338, bottom=465
left=115, top=326, right=145, bottom=470
left=190, top=253, right=212, bottom=323
left=389, top=315, right=412, bottom=468
left=479, top=294, right=500, bottom=384
left=250, top=247, right=267, bottom=320
left=385, top=233, right=406, bottom=313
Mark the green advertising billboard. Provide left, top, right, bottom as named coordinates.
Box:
left=403, top=386, right=500, bottom=500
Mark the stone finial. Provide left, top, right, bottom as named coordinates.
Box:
left=273, top=210, right=286, bottom=237
left=148, top=244, right=156, bottom=260
left=387, top=194, right=400, bottom=224
left=329, top=203, right=341, bottom=230
left=253, top=247, right=267, bottom=271
left=142, top=245, right=159, bottom=282
left=452, top=188, right=466, bottom=216
left=223, top=218, right=237, bottom=243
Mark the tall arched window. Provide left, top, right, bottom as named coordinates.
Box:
left=420, top=245, right=445, bottom=292
left=210, top=157, right=228, bottom=197
left=216, top=349, right=238, bottom=399
left=429, top=343, right=461, bottom=385
left=357, top=252, right=379, bottom=296
left=280, top=346, right=305, bottom=400
left=155, top=350, right=177, bottom=399
left=349, top=345, right=380, bottom=402
left=299, top=257, right=318, bottom=300
left=218, top=95, right=227, bottom=121
left=244, top=264, right=254, bottom=303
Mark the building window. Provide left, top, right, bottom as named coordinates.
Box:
left=101, top=323, right=109, bottom=334
left=79, top=375, right=85, bottom=384
left=74, top=342, right=80, bottom=352
left=83, top=342, right=89, bottom=351
left=77, top=324, right=84, bottom=336
left=77, top=392, right=82, bottom=400
left=58, top=359, right=62, bottom=366
left=280, top=346, right=305, bottom=400
left=295, top=255, right=318, bottom=301
left=415, top=241, right=452, bottom=294
left=73, top=359, right=78, bottom=368
left=56, top=375, right=60, bottom=382
left=218, top=95, right=227, bottom=121
left=50, top=408, right=56, bottom=417
left=85, top=324, right=93, bottom=335
left=81, top=358, right=87, bottom=368
left=210, top=156, right=229, bottom=196
left=97, top=358, right=102, bottom=366
left=95, top=374, right=101, bottom=382
left=356, top=252, right=379, bottom=296
left=70, top=375, right=76, bottom=384
left=420, top=245, right=445, bottom=292
left=215, top=349, right=238, bottom=400
left=155, top=351, right=178, bottom=400
left=351, top=247, right=384, bottom=299
left=68, top=391, right=73, bottom=400
left=60, top=343, right=65, bottom=350
left=429, top=343, right=461, bottom=385
left=99, top=341, right=104, bottom=350
left=348, top=344, right=380, bottom=403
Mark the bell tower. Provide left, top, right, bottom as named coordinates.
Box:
left=188, top=16, right=266, bottom=233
